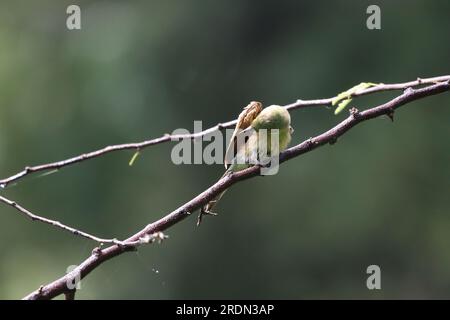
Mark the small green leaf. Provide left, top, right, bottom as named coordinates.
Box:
left=334, top=98, right=353, bottom=115
left=332, top=91, right=350, bottom=106
left=129, top=150, right=141, bottom=166
left=333, top=82, right=379, bottom=114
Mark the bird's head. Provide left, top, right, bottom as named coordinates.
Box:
left=252, top=105, right=291, bottom=131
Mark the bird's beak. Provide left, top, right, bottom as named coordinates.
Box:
left=289, top=126, right=294, bottom=134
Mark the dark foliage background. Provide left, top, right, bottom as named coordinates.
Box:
left=0, top=0, right=449, bottom=299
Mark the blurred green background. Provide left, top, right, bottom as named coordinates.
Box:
left=0, top=0, right=449, bottom=299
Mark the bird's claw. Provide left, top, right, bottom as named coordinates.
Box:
left=197, top=206, right=218, bottom=226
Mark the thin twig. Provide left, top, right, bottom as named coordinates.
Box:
left=0, top=195, right=128, bottom=246
left=284, top=75, right=450, bottom=110
left=0, top=194, right=167, bottom=248
left=22, top=79, right=450, bottom=300
left=1, top=75, right=448, bottom=189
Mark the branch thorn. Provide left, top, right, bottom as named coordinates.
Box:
left=387, top=109, right=395, bottom=122
left=404, top=87, right=415, bottom=95
left=329, top=137, right=338, bottom=145
left=349, top=107, right=360, bottom=118
left=307, top=137, right=316, bottom=147
left=92, top=247, right=102, bottom=256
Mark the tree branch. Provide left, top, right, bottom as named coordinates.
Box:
left=21, top=79, right=450, bottom=300
left=1, top=75, right=448, bottom=189
left=0, top=195, right=139, bottom=246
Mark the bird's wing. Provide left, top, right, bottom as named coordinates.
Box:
left=224, top=101, right=262, bottom=169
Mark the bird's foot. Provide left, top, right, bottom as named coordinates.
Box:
left=197, top=204, right=219, bottom=226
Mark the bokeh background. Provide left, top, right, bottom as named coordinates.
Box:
left=0, top=0, right=449, bottom=299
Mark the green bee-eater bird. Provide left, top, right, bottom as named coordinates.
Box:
left=197, top=101, right=293, bottom=225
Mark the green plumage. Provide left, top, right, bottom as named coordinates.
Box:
left=198, top=104, right=293, bottom=225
